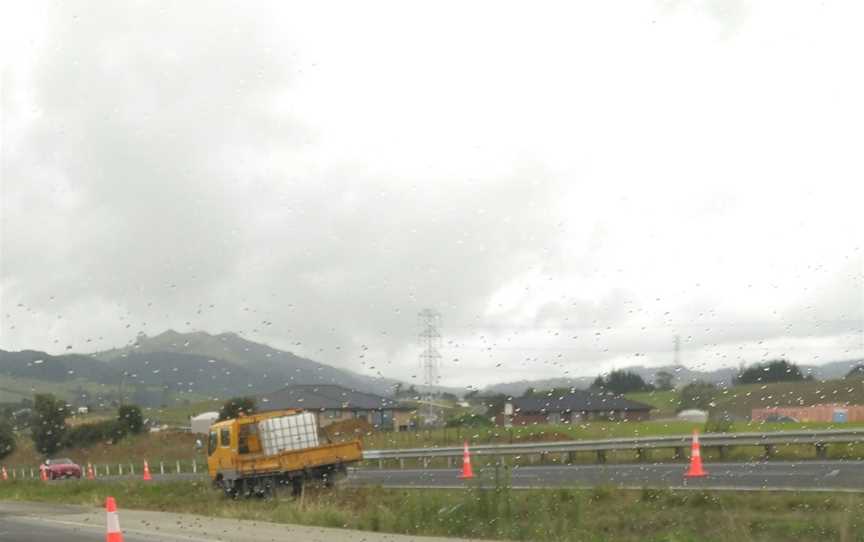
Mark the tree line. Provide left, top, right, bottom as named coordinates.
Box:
left=0, top=393, right=146, bottom=460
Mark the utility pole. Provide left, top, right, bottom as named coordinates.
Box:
left=418, top=309, right=442, bottom=426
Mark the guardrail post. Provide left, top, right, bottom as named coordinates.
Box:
left=636, top=448, right=649, bottom=462
left=176, top=460, right=181, bottom=473
left=160, top=461, right=165, bottom=475
left=673, top=447, right=684, bottom=460
left=567, top=452, right=576, bottom=464
left=718, top=446, right=729, bottom=460
left=378, top=459, right=384, bottom=470
left=193, top=459, right=197, bottom=473
left=763, top=445, right=776, bottom=460
left=815, top=443, right=828, bottom=459
left=105, top=465, right=110, bottom=477
left=447, top=457, right=453, bottom=468
left=30, top=468, right=34, bottom=479
left=399, top=458, right=405, bottom=470
left=423, top=457, right=430, bottom=469
left=540, top=452, right=548, bottom=464
left=119, top=464, right=123, bottom=475
left=130, top=464, right=135, bottom=475
left=596, top=450, right=607, bottom=464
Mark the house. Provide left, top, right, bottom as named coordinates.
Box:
left=496, top=390, right=653, bottom=426
left=259, top=384, right=414, bottom=431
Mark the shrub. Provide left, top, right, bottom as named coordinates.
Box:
left=218, top=397, right=257, bottom=421
left=30, top=394, right=68, bottom=455
left=445, top=413, right=493, bottom=428
left=735, top=359, right=805, bottom=385
left=62, top=419, right=128, bottom=448
left=591, top=370, right=653, bottom=394
left=0, top=419, right=16, bottom=459
left=677, top=381, right=717, bottom=412
left=118, top=405, right=144, bottom=434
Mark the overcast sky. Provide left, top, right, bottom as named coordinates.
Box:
left=2, top=1, right=862, bottom=388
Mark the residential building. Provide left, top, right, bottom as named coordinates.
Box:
left=752, top=404, right=864, bottom=423
left=496, top=390, right=653, bottom=426
left=259, top=384, right=414, bottom=431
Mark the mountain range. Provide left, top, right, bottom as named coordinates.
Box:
left=0, top=330, right=403, bottom=405
left=2, top=329, right=861, bottom=406
left=481, top=360, right=864, bottom=396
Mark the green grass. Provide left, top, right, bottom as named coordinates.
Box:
left=3, top=431, right=204, bottom=468
left=362, top=419, right=864, bottom=449
left=1, top=479, right=863, bottom=541
left=625, top=389, right=680, bottom=417
left=0, top=376, right=116, bottom=403
left=146, top=399, right=224, bottom=426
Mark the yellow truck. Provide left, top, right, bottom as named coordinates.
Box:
left=207, top=409, right=362, bottom=497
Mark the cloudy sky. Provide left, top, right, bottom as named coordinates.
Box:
left=2, top=1, right=862, bottom=388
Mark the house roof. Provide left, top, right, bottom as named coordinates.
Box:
left=259, top=384, right=406, bottom=412
left=509, top=390, right=652, bottom=414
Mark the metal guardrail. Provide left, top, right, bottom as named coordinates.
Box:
left=363, top=429, right=864, bottom=464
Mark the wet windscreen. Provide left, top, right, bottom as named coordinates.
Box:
left=1, top=2, right=863, bottom=542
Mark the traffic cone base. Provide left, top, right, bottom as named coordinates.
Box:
left=684, top=430, right=707, bottom=478
left=459, top=441, right=474, bottom=480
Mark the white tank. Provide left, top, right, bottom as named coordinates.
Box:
left=258, top=412, right=320, bottom=456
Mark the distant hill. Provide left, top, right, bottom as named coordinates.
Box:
left=0, top=349, right=120, bottom=384
left=482, top=360, right=864, bottom=397
left=1, top=330, right=461, bottom=405
left=92, top=330, right=403, bottom=396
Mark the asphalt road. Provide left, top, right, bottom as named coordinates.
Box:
left=0, top=501, right=477, bottom=542
left=25, top=460, right=864, bottom=492
left=348, top=460, right=864, bottom=492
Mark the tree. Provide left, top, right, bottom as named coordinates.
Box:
left=678, top=381, right=717, bottom=412
left=218, top=396, right=257, bottom=421
left=482, top=394, right=509, bottom=418
left=0, top=419, right=16, bottom=460
left=30, top=394, right=68, bottom=456
left=118, top=404, right=144, bottom=434
left=591, top=370, right=653, bottom=394
left=654, top=371, right=675, bottom=391
left=735, top=360, right=804, bottom=385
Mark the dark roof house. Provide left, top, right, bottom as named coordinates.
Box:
left=500, top=389, right=653, bottom=425
left=510, top=390, right=652, bottom=414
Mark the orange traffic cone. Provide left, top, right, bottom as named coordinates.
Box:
left=458, top=441, right=474, bottom=479
left=684, top=429, right=707, bottom=478
left=1, top=466, right=7, bottom=481
left=39, top=464, right=48, bottom=481
left=87, top=463, right=95, bottom=480
left=105, top=496, right=124, bottom=542
left=142, top=460, right=152, bottom=481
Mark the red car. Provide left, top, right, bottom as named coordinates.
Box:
left=44, top=458, right=82, bottom=479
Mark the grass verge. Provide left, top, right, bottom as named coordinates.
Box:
left=1, top=479, right=863, bottom=541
